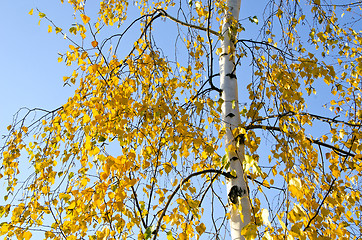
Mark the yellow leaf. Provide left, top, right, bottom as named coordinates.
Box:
left=21, top=126, right=28, bottom=133
left=81, top=178, right=88, bottom=186
left=178, top=233, right=187, bottom=240
left=100, top=172, right=108, bottom=180
left=167, top=231, right=175, bottom=240
left=240, top=223, right=257, bottom=240
left=70, top=201, right=77, bottom=210
left=196, top=223, right=206, bottom=235
left=290, top=178, right=301, bottom=189
left=81, top=51, right=88, bottom=59
left=330, top=165, right=340, bottom=178
left=59, top=193, right=71, bottom=202
left=287, top=235, right=294, bottom=240
left=289, top=177, right=303, bottom=198
left=91, top=40, right=98, bottom=48
left=88, top=64, right=99, bottom=74
left=277, top=213, right=286, bottom=230
left=163, top=163, right=172, bottom=174
left=24, top=231, right=32, bottom=240
left=39, top=12, right=46, bottom=18
left=80, top=14, right=90, bottom=24
left=48, top=25, right=52, bottom=33
left=262, top=179, right=270, bottom=188
left=41, top=186, right=49, bottom=194
left=282, top=124, right=288, bottom=133
left=83, top=114, right=91, bottom=123
left=55, top=27, right=62, bottom=34
left=0, top=223, right=9, bottom=234
left=29, top=9, right=33, bottom=15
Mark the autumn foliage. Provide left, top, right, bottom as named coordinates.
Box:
left=1, top=0, right=362, bottom=239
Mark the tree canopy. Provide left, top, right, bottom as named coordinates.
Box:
left=1, top=0, right=362, bottom=239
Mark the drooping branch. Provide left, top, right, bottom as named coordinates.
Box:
left=251, top=111, right=362, bottom=128
left=319, top=1, right=362, bottom=7
left=237, top=39, right=295, bottom=59
left=245, top=124, right=358, bottom=159
left=246, top=175, right=285, bottom=192
left=304, top=135, right=357, bottom=231
left=304, top=177, right=335, bottom=231
left=1, top=106, right=63, bottom=152
left=156, top=9, right=220, bottom=37
left=309, top=138, right=356, bottom=159
left=194, top=73, right=222, bottom=98
left=129, top=175, right=148, bottom=230
left=152, top=169, right=235, bottom=240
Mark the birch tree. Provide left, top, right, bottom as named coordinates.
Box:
left=219, top=0, right=251, bottom=238
left=2, top=0, right=362, bottom=240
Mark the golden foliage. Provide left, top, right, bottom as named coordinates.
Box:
left=2, top=0, right=362, bottom=239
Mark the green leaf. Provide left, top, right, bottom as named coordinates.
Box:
left=98, top=136, right=106, bottom=142
left=144, top=226, right=154, bottom=239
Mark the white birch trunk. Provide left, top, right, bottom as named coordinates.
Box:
left=219, top=0, right=252, bottom=239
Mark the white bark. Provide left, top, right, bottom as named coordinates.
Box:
left=219, top=0, right=252, bottom=239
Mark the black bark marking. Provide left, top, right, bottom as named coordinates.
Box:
left=228, top=185, right=247, bottom=204
left=226, top=73, right=237, bottom=79
left=230, top=156, right=238, bottom=161
left=226, top=112, right=235, bottom=118
left=224, top=172, right=236, bottom=179
left=234, top=134, right=245, bottom=144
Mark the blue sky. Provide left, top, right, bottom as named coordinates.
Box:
left=0, top=0, right=75, bottom=135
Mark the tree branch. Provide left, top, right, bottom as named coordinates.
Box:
left=152, top=169, right=235, bottom=240
left=156, top=9, right=220, bottom=36
left=304, top=135, right=358, bottom=231
left=251, top=111, right=362, bottom=128
left=247, top=175, right=285, bottom=192
left=129, top=174, right=148, bottom=229
left=245, top=124, right=358, bottom=159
